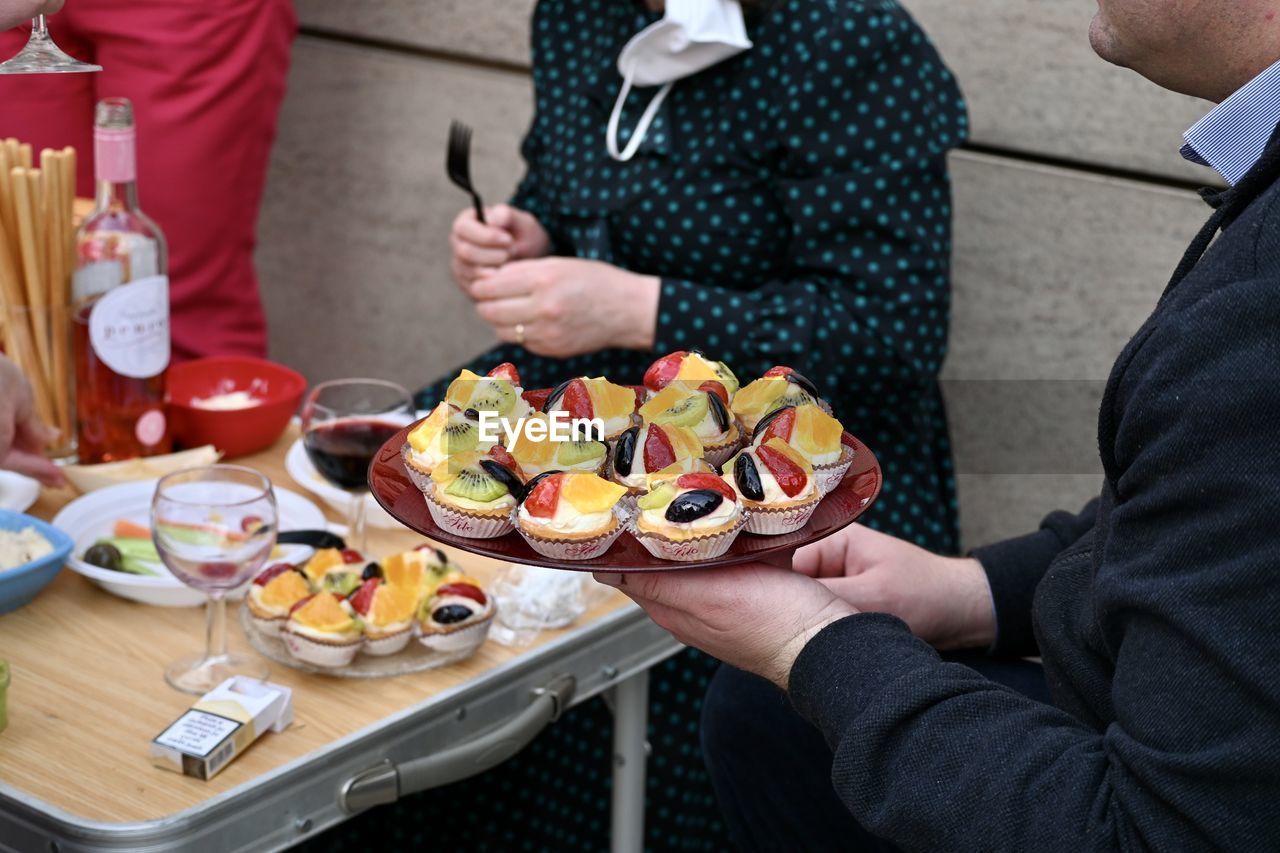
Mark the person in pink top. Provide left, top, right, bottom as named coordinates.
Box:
left=0, top=0, right=296, bottom=361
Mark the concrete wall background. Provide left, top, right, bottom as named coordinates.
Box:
left=257, top=1, right=1220, bottom=549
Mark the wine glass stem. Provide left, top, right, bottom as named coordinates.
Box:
left=350, top=491, right=368, bottom=554
left=206, top=591, right=228, bottom=663
left=32, top=16, right=47, bottom=38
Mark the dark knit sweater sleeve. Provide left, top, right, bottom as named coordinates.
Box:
left=654, top=6, right=965, bottom=385
left=788, top=273, right=1280, bottom=850
left=970, top=500, right=1098, bottom=656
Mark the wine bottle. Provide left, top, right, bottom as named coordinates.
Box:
left=72, top=97, right=172, bottom=463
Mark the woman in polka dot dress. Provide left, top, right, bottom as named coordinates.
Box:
left=366, top=1, right=968, bottom=850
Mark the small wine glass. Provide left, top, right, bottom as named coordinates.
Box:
left=301, top=379, right=415, bottom=553
left=0, top=15, right=101, bottom=74
left=152, top=465, right=276, bottom=694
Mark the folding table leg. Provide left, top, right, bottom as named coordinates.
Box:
left=609, top=669, right=649, bottom=853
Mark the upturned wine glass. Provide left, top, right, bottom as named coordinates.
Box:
left=0, top=15, right=101, bottom=74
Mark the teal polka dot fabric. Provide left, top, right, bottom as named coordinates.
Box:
left=318, top=1, right=968, bottom=849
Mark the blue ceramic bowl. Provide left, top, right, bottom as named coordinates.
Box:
left=0, top=509, right=73, bottom=616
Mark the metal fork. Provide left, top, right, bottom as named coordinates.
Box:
left=446, top=120, right=486, bottom=224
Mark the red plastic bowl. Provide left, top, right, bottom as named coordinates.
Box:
left=167, top=356, right=307, bottom=459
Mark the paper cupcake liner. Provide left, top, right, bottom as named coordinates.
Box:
left=401, top=442, right=436, bottom=495
left=419, top=612, right=495, bottom=654
left=629, top=514, right=747, bottom=562
left=248, top=611, right=286, bottom=639
left=743, top=495, right=821, bottom=536
left=814, top=445, right=856, bottom=496
left=362, top=626, right=414, bottom=656
left=702, top=423, right=745, bottom=469
left=425, top=490, right=515, bottom=539
left=515, top=505, right=633, bottom=561
left=281, top=629, right=362, bottom=668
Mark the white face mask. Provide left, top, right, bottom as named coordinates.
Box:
left=607, top=0, right=753, bottom=162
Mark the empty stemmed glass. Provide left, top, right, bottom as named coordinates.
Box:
left=301, top=379, right=415, bottom=554
left=0, top=15, right=101, bottom=74
left=152, top=465, right=276, bottom=694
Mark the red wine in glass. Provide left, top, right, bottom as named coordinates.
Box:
left=303, top=419, right=403, bottom=491
left=300, top=379, right=415, bottom=553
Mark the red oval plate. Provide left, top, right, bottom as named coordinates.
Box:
left=368, top=424, right=881, bottom=573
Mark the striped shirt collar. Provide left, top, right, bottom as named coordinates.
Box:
left=1181, top=59, right=1280, bottom=185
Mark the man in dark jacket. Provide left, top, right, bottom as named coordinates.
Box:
left=599, top=2, right=1280, bottom=849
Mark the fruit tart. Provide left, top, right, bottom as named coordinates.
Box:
left=643, top=351, right=739, bottom=400
left=630, top=472, right=746, bottom=562
left=725, top=437, right=822, bottom=535
left=751, top=403, right=854, bottom=495
left=425, top=448, right=525, bottom=539
left=444, top=364, right=533, bottom=430
left=281, top=592, right=364, bottom=668
left=247, top=562, right=313, bottom=638
left=417, top=581, right=495, bottom=654
left=732, top=366, right=831, bottom=435
left=540, top=377, right=638, bottom=441
left=515, top=471, right=631, bottom=560
left=508, top=411, right=609, bottom=477
left=378, top=544, right=457, bottom=608
left=347, top=578, right=419, bottom=656
left=643, top=458, right=719, bottom=490
left=639, top=383, right=742, bottom=468
left=301, top=547, right=366, bottom=597
left=608, top=422, right=704, bottom=501
left=402, top=403, right=495, bottom=491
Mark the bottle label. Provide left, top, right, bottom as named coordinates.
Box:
left=89, top=275, right=171, bottom=379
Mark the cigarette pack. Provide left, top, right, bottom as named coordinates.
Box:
left=150, top=677, right=294, bottom=780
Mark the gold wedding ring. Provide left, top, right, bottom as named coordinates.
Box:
left=514, top=323, right=526, bottom=345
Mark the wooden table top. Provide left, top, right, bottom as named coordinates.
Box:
left=0, top=429, right=629, bottom=824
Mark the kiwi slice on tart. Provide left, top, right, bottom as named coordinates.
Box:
left=557, top=436, right=608, bottom=466
left=441, top=416, right=481, bottom=455
left=467, top=377, right=517, bottom=416
left=638, top=484, right=677, bottom=511
left=443, top=461, right=509, bottom=503
left=654, top=392, right=709, bottom=429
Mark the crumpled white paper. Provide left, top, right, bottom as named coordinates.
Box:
left=488, top=564, right=614, bottom=647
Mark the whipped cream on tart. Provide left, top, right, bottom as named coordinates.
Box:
left=639, top=384, right=741, bottom=465
left=609, top=422, right=704, bottom=491
left=633, top=472, right=744, bottom=541
left=404, top=403, right=496, bottom=478
left=282, top=593, right=364, bottom=667
left=541, top=376, right=637, bottom=440
left=732, top=366, right=827, bottom=435
left=750, top=403, right=845, bottom=467
left=247, top=562, right=314, bottom=635
left=643, top=351, right=739, bottom=400
left=417, top=582, right=495, bottom=653
left=508, top=412, right=609, bottom=477
left=517, top=471, right=629, bottom=540
left=444, top=363, right=533, bottom=428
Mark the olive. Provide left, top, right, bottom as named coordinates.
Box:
left=520, top=470, right=564, bottom=504
left=706, top=388, right=731, bottom=433
left=753, top=405, right=795, bottom=438
left=84, top=542, right=123, bottom=572
left=734, top=454, right=765, bottom=502
left=613, top=426, right=640, bottom=477
left=362, top=562, right=382, bottom=581
left=786, top=370, right=820, bottom=399
left=480, top=459, right=526, bottom=500
left=432, top=604, right=475, bottom=625
left=664, top=489, right=725, bottom=523
left=541, top=378, right=575, bottom=413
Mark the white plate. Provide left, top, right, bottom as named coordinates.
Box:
left=284, top=437, right=401, bottom=530
left=53, top=480, right=328, bottom=607
left=0, top=471, right=40, bottom=513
